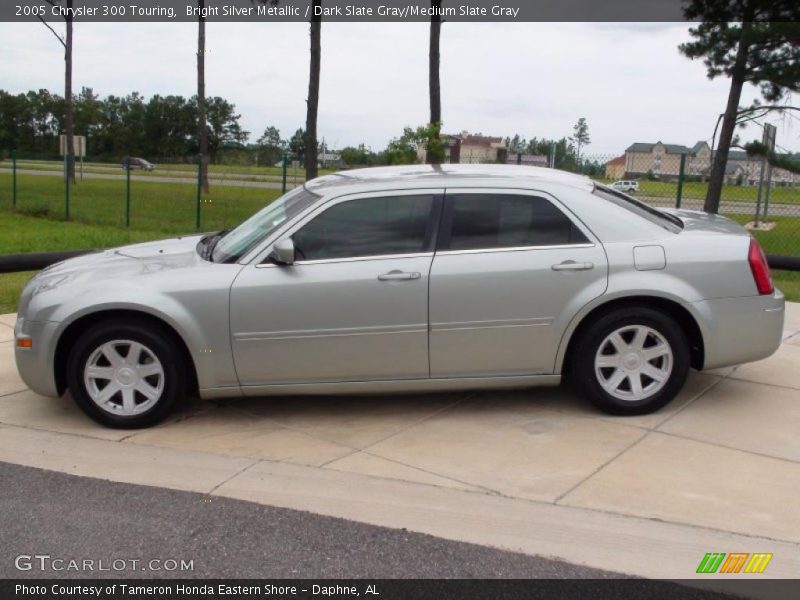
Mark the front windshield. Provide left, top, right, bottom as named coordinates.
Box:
left=211, top=186, right=320, bottom=263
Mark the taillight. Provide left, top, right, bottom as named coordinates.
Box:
left=748, top=238, right=773, bottom=295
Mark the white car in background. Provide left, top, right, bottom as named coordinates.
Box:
left=611, top=180, right=639, bottom=193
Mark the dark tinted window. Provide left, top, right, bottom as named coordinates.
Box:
left=446, top=194, right=589, bottom=251
left=293, top=195, right=434, bottom=260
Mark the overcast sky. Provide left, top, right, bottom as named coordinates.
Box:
left=1, top=20, right=798, bottom=156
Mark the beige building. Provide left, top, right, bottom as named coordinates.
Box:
left=622, top=140, right=799, bottom=186
left=624, top=141, right=711, bottom=180
left=417, top=131, right=507, bottom=164
left=458, top=133, right=507, bottom=163
left=605, top=155, right=626, bottom=180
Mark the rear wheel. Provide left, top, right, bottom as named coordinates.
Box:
left=571, top=307, right=690, bottom=415
left=66, top=320, right=186, bottom=428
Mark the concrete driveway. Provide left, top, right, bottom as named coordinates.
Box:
left=1, top=305, right=799, bottom=582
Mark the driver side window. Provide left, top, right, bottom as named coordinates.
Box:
left=292, top=195, right=434, bottom=261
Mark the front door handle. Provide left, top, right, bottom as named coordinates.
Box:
left=378, top=270, right=421, bottom=281
left=551, top=260, right=594, bottom=272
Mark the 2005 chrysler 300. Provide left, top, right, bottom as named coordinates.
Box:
left=15, top=165, right=784, bottom=427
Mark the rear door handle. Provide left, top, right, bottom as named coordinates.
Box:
left=378, top=270, right=421, bottom=281
left=551, top=260, right=594, bottom=271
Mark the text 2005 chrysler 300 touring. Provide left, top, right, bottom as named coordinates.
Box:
left=15, top=165, right=784, bottom=427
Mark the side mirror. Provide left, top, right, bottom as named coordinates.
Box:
left=268, top=238, right=296, bottom=266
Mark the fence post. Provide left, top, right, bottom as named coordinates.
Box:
left=281, top=153, right=288, bottom=194
left=754, top=157, right=767, bottom=227
left=125, top=158, right=131, bottom=227
left=763, top=161, right=773, bottom=222
left=11, top=148, right=16, bottom=209
left=195, top=155, right=202, bottom=231
left=676, top=153, right=686, bottom=209
left=64, top=153, right=71, bottom=221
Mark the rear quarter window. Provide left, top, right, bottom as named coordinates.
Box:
left=593, top=185, right=683, bottom=233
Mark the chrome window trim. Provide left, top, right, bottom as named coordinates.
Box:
left=435, top=243, right=595, bottom=257
left=255, top=251, right=435, bottom=269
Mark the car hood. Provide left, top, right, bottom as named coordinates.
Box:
left=38, top=235, right=205, bottom=279
left=660, top=208, right=750, bottom=236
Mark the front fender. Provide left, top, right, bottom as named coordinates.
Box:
left=37, top=278, right=240, bottom=392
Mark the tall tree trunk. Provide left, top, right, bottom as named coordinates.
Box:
left=305, top=1, right=322, bottom=181
left=65, top=0, right=75, bottom=184
left=704, top=20, right=752, bottom=213
left=428, top=0, right=442, bottom=165
left=197, top=0, right=209, bottom=193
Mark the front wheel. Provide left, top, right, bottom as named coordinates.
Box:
left=66, top=320, right=186, bottom=428
left=571, top=307, right=690, bottom=415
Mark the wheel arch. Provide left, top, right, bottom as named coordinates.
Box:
left=54, top=309, right=199, bottom=397
left=558, top=295, right=705, bottom=375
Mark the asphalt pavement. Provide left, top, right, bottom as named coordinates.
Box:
left=1, top=460, right=620, bottom=580
left=0, top=461, right=753, bottom=600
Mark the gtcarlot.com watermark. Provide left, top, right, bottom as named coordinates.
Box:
left=14, top=554, right=194, bottom=573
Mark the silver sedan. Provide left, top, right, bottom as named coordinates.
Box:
left=14, top=165, right=785, bottom=427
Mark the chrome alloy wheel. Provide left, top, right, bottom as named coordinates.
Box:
left=594, top=325, right=673, bottom=402
left=83, top=339, right=165, bottom=416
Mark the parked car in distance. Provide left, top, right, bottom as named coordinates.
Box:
left=14, top=164, right=784, bottom=428
left=121, top=157, right=155, bottom=171
left=610, top=180, right=639, bottom=193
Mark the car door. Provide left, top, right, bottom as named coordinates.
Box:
left=229, top=190, right=442, bottom=387
left=429, top=189, right=608, bottom=378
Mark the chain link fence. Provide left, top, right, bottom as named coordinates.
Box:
left=0, top=151, right=308, bottom=234
left=1, top=147, right=798, bottom=260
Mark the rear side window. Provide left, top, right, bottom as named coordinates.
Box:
left=444, top=194, right=589, bottom=251
left=293, top=195, right=434, bottom=260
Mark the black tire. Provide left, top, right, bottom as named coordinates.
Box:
left=570, top=306, right=690, bottom=416
left=66, top=319, right=186, bottom=428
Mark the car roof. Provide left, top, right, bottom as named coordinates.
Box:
left=304, top=164, right=595, bottom=195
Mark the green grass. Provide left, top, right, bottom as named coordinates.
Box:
left=0, top=211, right=171, bottom=254
left=0, top=173, right=282, bottom=233
left=726, top=214, right=800, bottom=256
left=0, top=213, right=179, bottom=313
left=0, top=176, right=282, bottom=313
left=651, top=180, right=800, bottom=205
left=0, top=271, right=36, bottom=314
left=595, top=178, right=800, bottom=205
left=773, top=271, right=800, bottom=301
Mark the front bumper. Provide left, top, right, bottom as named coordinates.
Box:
left=14, top=316, right=61, bottom=398
left=693, top=290, right=785, bottom=371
